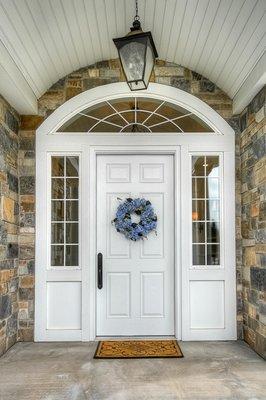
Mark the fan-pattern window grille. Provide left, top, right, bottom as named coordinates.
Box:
left=57, top=97, right=214, bottom=133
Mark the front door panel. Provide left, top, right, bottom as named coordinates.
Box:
left=96, top=155, right=174, bottom=336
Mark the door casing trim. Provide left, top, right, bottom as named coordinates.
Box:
left=89, top=146, right=181, bottom=340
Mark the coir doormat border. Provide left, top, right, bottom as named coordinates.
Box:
left=94, top=340, right=184, bottom=359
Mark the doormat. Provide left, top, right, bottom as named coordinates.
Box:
left=94, top=340, right=183, bottom=359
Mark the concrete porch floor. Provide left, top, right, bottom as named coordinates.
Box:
left=0, top=341, right=265, bottom=400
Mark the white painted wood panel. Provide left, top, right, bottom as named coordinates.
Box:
left=96, top=154, right=175, bottom=336
left=47, top=281, right=81, bottom=329
left=190, top=281, right=225, bottom=329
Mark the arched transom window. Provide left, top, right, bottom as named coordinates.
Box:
left=57, top=97, right=215, bottom=133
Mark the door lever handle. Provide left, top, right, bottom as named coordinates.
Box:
left=97, top=253, right=103, bottom=289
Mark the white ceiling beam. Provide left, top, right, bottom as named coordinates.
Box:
left=233, top=52, right=266, bottom=115
left=0, top=40, right=37, bottom=114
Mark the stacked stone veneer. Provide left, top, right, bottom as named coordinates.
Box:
left=239, top=87, right=265, bottom=358
left=0, top=96, right=20, bottom=356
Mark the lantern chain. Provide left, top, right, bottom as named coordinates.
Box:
left=134, top=0, right=140, bottom=21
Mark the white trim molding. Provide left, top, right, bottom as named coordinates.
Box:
left=37, top=83, right=235, bottom=138
left=35, top=83, right=236, bottom=342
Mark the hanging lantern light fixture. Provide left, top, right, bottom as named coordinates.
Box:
left=113, top=0, right=158, bottom=90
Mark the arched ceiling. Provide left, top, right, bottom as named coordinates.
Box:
left=0, top=0, right=265, bottom=115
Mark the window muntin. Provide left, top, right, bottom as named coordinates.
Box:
left=50, top=156, right=79, bottom=267
left=192, top=156, right=221, bottom=267
left=57, top=97, right=214, bottom=133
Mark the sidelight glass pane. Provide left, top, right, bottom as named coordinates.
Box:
left=66, top=223, right=78, bottom=243
left=192, top=178, right=205, bottom=198
left=52, top=157, right=64, bottom=176
left=51, top=178, right=64, bottom=199
left=207, top=222, right=220, bottom=243
left=66, top=201, right=78, bottom=221
left=193, top=222, right=205, bottom=243
left=207, top=244, right=220, bottom=265
left=192, top=156, right=205, bottom=176
left=206, top=156, right=219, bottom=177
left=65, top=245, right=78, bottom=266
left=51, top=201, right=64, bottom=221
left=51, top=245, right=64, bottom=266
left=66, top=178, right=79, bottom=199
left=192, top=200, right=205, bottom=221
left=66, top=157, right=79, bottom=177
left=51, top=223, right=64, bottom=243
left=206, top=178, right=219, bottom=198
left=206, top=200, right=220, bottom=221
left=193, top=244, right=205, bottom=265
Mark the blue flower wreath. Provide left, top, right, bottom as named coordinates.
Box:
left=112, top=198, right=157, bottom=241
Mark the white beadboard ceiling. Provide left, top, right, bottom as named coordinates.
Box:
left=0, top=0, right=265, bottom=114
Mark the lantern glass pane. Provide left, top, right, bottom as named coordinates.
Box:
left=143, top=42, right=154, bottom=86
left=120, top=40, right=145, bottom=81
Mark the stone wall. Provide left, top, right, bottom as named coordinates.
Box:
left=17, top=127, right=36, bottom=342
left=0, top=96, right=20, bottom=356
left=240, top=87, right=266, bottom=358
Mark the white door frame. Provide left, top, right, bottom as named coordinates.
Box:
left=35, top=82, right=236, bottom=342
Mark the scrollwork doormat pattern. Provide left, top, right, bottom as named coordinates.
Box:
left=94, top=340, right=183, bottom=359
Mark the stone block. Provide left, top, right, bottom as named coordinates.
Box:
left=154, top=66, right=184, bottom=77
left=6, top=313, right=18, bottom=337
left=18, top=308, right=28, bottom=320
left=244, top=246, right=256, bottom=266
left=65, top=87, right=82, bottom=100
left=200, top=80, right=215, bottom=92
left=66, top=78, right=82, bottom=88
left=83, top=77, right=119, bottom=91
left=19, top=245, right=34, bottom=259
left=19, top=137, right=35, bottom=151
left=18, top=327, right=34, bottom=342
left=7, top=172, right=18, bottom=193
left=255, top=228, right=266, bottom=244
left=2, top=197, right=15, bottom=223
left=170, top=77, right=190, bottom=92
left=19, top=287, right=34, bottom=301
left=39, top=90, right=64, bottom=113
left=0, top=270, right=10, bottom=283
left=19, top=176, right=35, bottom=195
left=7, top=243, right=18, bottom=259
left=20, top=115, right=44, bottom=131
left=20, top=195, right=35, bottom=213
left=0, top=222, right=7, bottom=245
left=250, top=267, right=265, bottom=291
left=99, top=68, right=121, bottom=78
left=20, top=276, right=34, bottom=288
left=0, top=295, right=11, bottom=319
left=5, top=109, right=19, bottom=134
left=20, top=212, right=35, bottom=228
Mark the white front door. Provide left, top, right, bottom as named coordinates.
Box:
left=96, top=154, right=175, bottom=336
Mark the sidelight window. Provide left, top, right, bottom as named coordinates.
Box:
left=191, top=155, right=221, bottom=267
left=50, top=156, right=79, bottom=267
